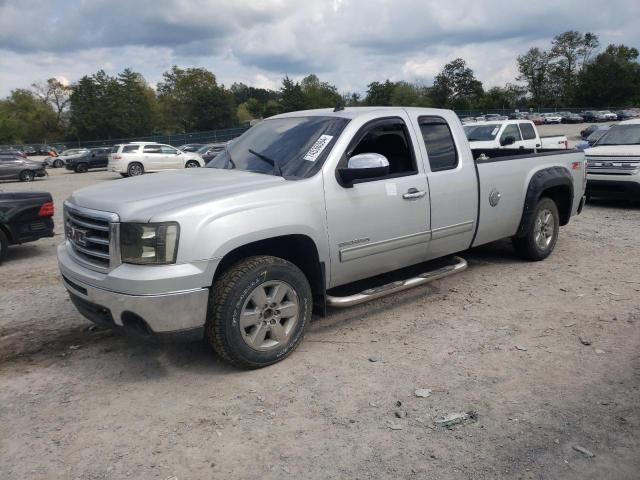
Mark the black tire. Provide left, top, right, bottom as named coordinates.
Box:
left=513, top=197, right=559, bottom=261
left=127, top=162, right=143, bottom=176
left=0, top=229, right=8, bottom=263
left=53, top=159, right=63, bottom=168
left=75, top=163, right=89, bottom=173
left=206, top=255, right=312, bottom=369
left=20, top=170, right=35, bottom=182
left=120, top=173, right=128, bottom=178
left=185, top=160, right=200, bottom=168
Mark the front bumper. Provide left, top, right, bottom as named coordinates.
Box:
left=58, top=242, right=210, bottom=340
left=586, top=174, right=640, bottom=199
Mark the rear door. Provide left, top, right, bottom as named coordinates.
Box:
left=0, top=156, right=23, bottom=180
left=518, top=122, right=540, bottom=149
left=411, top=114, right=478, bottom=259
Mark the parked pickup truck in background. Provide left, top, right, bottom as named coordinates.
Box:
left=1, top=192, right=55, bottom=262
left=464, top=120, right=568, bottom=150
left=585, top=119, right=640, bottom=199
left=58, top=107, right=586, bottom=368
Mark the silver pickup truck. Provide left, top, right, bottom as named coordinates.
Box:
left=58, top=107, right=586, bottom=368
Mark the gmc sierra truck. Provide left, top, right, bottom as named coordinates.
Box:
left=58, top=107, right=586, bottom=368
left=464, top=119, right=568, bottom=150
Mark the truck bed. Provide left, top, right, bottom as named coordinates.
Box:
left=471, top=149, right=585, bottom=248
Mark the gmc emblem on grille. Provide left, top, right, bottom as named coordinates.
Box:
left=66, top=223, right=88, bottom=247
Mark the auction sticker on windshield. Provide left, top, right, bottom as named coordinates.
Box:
left=304, top=135, right=333, bottom=162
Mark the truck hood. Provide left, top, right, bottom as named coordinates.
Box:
left=584, top=145, right=640, bottom=157
left=68, top=168, right=286, bottom=222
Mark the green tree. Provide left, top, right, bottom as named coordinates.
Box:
left=430, top=58, right=484, bottom=108
left=364, top=80, right=395, bottom=106
left=517, top=47, right=552, bottom=107
left=577, top=44, right=640, bottom=106
left=157, top=66, right=237, bottom=132
left=389, top=81, right=431, bottom=107
left=300, top=74, right=341, bottom=109
left=279, top=76, right=307, bottom=112
left=31, top=78, right=71, bottom=130
left=0, top=89, right=58, bottom=143
left=548, top=31, right=600, bottom=104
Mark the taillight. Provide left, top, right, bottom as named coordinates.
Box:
left=38, top=201, right=54, bottom=217
left=113, top=154, right=122, bottom=160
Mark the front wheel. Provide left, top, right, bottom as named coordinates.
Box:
left=513, top=197, right=559, bottom=261
left=75, top=163, right=88, bottom=173
left=185, top=160, right=200, bottom=168
left=206, top=256, right=312, bottom=369
left=53, top=159, right=63, bottom=168
left=20, top=170, right=35, bottom=182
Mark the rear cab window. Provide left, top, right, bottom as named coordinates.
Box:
left=122, top=145, right=140, bottom=154
left=418, top=116, right=458, bottom=172
left=518, top=123, right=536, bottom=140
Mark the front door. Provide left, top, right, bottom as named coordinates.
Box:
left=142, top=144, right=163, bottom=170
left=323, top=115, right=431, bottom=288
left=500, top=123, right=525, bottom=149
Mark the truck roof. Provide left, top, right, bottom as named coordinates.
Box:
left=463, top=119, right=534, bottom=127
left=271, top=106, right=455, bottom=120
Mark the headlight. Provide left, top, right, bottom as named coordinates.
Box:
left=120, top=222, right=179, bottom=265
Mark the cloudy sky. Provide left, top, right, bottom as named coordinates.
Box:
left=1, top=0, right=639, bottom=97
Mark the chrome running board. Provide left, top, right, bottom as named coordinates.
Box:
left=326, top=256, right=468, bottom=308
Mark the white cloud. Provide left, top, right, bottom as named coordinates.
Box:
left=0, top=0, right=639, bottom=96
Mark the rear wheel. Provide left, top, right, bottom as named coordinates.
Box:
left=127, top=162, right=143, bottom=176
left=206, top=255, right=312, bottom=369
left=75, top=163, right=88, bottom=173
left=185, top=160, right=200, bottom=168
left=53, top=159, right=63, bottom=168
left=513, top=197, right=559, bottom=261
left=0, top=229, right=8, bottom=262
left=20, top=170, right=35, bottom=182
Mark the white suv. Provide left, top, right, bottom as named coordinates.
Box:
left=108, top=142, right=204, bottom=177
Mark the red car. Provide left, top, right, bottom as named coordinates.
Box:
left=526, top=113, right=545, bottom=125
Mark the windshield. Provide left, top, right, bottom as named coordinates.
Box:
left=61, top=149, right=87, bottom=156
left=197, top=143, right=224, bottom=154
left=206, top=116, right=349, bottom=178
left=596, top=125, right=640, bottom=146
left=464, top=124, right=501, bottom=141
left=588, top=130, right=609, bottom=144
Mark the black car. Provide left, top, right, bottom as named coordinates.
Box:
left=177, top=143, right=204, bottom=153
left=560, top=112, right=583, bottom=124
left=580, top=124, right=610, bottom=140
left=615, top=110, right=638, bottom=121
left=0, top=191, right=55, bottom=261
left=197, top=142, right=227, bottom=162
left=65, top=148, right=110, bottom=172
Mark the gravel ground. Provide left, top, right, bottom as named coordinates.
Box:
left=1, top=154, right=639, bottom=479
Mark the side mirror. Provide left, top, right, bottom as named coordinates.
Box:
left=338, top=153, right=390, bottom=186
left=501, top=136, right=516, bottom=146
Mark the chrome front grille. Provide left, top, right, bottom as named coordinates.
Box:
left=64, top=201, right=120, bottom=271
left=587, top=157, right=640, bottom=175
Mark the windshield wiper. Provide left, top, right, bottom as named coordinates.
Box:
left=248, top=149, right=282, bottom=176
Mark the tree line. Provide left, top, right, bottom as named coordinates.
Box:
left=1, top=30, right=639, bottom=144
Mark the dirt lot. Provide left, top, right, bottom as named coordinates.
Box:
left=1, top=158, right=639, bottom=479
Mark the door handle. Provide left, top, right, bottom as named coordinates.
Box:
left=402, top=188, right=426, bottom=200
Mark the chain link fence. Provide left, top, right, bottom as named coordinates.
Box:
left=1, top=126, right=251, bottom=151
